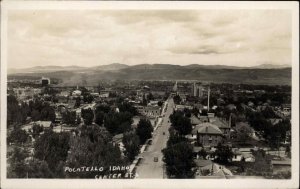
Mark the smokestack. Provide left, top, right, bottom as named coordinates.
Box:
left=208, top=86, right=210, bottom=112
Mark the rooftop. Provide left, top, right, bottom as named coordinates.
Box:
left=192, top=122, right=223, bottom=135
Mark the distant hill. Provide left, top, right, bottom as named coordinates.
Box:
left=93, top=63, right=129, bottom=71
left=252, top=64, right=291, bottom=69
left=8, top=63, right=291, bottom=86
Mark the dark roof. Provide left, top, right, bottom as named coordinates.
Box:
left=210, top=118, right=230, bottom=129
left=192, top=122, right=223, bottom=135
left=190, top=115, right=201, bottom=125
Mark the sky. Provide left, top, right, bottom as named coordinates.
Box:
left=7, top=9, right=292, bottom=69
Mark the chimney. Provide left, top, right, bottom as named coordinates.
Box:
left=205, top=126, right=208, bottom=133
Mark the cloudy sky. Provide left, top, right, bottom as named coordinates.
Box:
left=7, top=9, right=292, bottom=69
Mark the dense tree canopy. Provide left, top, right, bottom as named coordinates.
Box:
left=81, top=108, right=94, bottom=125
left=214, top=143, right=234, bottom=164
left=136, top=118, right=153, bottom=144
left=7, top=128, right=29, bottom=145
left=104, top=111, right=133, bottom=135
left=34, top=130, right=70, bottom=173
left=7, top=147, right=29, bottom=178
left=162, top=141, right=195, bottom=178
left=173, top=95, right=181, bottom=105
left=169, top=110, right=192, bottom=135
left=62, top=110, right=77, bottom=125
left=118, top=102, right=138, bottom=116
left=122, top=132, right=140, bottom=161
left=66, top=125, right=128, bottom=178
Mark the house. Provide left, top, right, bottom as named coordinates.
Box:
left=192, top=122, right=224, bottom=147
left=99, top=93, right=109, bottom=98
left=210, top=118, right=231, bottom=138
left=72, top=89, right=82, bottom=96
left=194, top=159, right=233, bottom=178
left=59, top=91, right=70, bottom=97
left=34, top=121, right=53, bottom=129
left=175, top=105, right=193, bottom=111
left=232, top=149, right=243, bottom=161
left=232, top=148, right=255, bottom=162
left=242, top=153, right=255, bottom=162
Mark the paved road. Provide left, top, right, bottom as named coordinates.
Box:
left=135, top=98, right=174, bottom=178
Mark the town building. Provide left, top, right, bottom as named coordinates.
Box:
left=192, top=122, right=224, bottom=147
left=41, top=77, right=51, bottom=86
left=138, top=106, right=161, bottom=118
left=13, top=87, right=42, bottom=100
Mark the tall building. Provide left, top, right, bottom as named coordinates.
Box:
left=173, top=81, right=178, bottom=92
left=41, top=77, right=51, bottom=86
left=191, top=83, right=204, bottom=97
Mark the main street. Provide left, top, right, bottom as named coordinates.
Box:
left=135, top=97, right=175, bottom=178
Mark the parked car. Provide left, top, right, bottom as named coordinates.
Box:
left=154, top=157, right=158, bottom=162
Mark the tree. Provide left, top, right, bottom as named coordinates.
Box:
left=96, top=104, right=111, bottom=114
left=167, top=132, right=188, bottom=147
left=34, top=130, right=70, bottom=173
left=40, top=105, right=56, bottom=122
left=261, top=106, right=277, bottom=118
left=122, top=132, right=140, bottom=161
left=76, top=115, right=81, bottom=125
left=66, top=125, right=127, bottom=178
left=285, top=145, right=291, bottom=158
left=32, top=123, right=44, bottom=139
left=7, top=146, right=29, bottom=178
left=81, top=108, right=94, bottom=125
left=74, top=97, right=81, bottom=108
left=199, top=148, right=207, bottom=159
left=250, top=149, right=271, bottom=174
left=31, top=109, right=41, bottom=121
left=118, top=102, right=138, bottom=116
left=147, top=93, right=154, bottom=101
left=7, top=128, right=29, bottom=145
left=191, top=107, right=199, bottom=116
left=169, top=111, right=192, bottom=135
left=62, top=110, right=76, bottom=125
left=83, top=94, right=94, bottom=103
left=136, top=118, right=153, bottom=144
left=27, top=160, right=54, bottom=178
left=236, top=123, right=252, bottom=144
left=95, top=111, right=105, bottom=126
left=157, top=101, right=164, bottom=107
left=162, top=141, right=195, bottom=178
left=104, top=112, right=133, bottom=135
left=183, top=108, right=191, bottom=118
left=214, top=143, right=233, bottom=164
left=7, top=95, right=28, bottom=126
left=173, top=95, right=181, bottom=104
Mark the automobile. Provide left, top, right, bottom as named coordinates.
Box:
left=154, top=157, right=158, bottom=162
left=163, top=132, right=165, bottom=135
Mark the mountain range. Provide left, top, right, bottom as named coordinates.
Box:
left=8, top=63, right=291, bottom=86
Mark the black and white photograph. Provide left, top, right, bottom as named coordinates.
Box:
left=0, top=1, right=299, bottom=189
